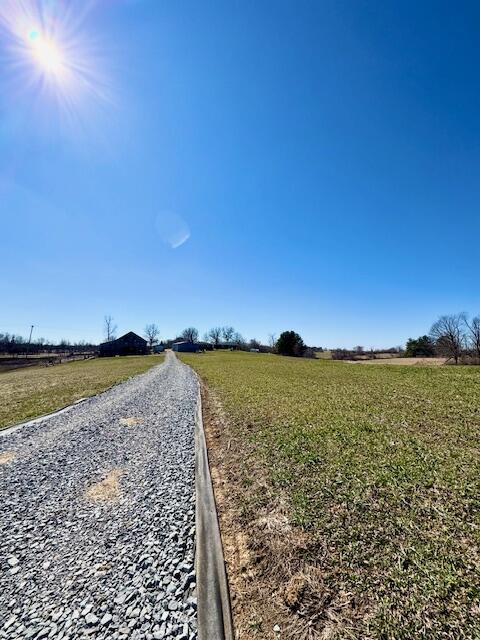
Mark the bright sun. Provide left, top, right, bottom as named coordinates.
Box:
left=1, top=0, right=113, bottom=137
left=28, top=29, right=66, bottom=78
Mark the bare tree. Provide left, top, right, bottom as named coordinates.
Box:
left=268, top=333, right=277, bottom=349
left=181, top=327, right=199, bottom=343
left=208, top=327, right=222, bottom=346
left=104, top=315, right=117, bottom=342
left=144, top=323, right=160, bottom=348
left=222, top=326, right=235, bottom=344
left=465, top=316, right=480, bottom=359
left=430, top=314, right=466, bottom=364
left=232, top=331, right=245, bottom=347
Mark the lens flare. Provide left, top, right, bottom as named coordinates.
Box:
left=0, top=1, right=114, bottom=139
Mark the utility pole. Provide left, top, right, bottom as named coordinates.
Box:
left=25, top=324, right=34, bottom=359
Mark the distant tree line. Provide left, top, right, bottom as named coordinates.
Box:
left=160, top=326, right=317, bottom=357
left=331, top=346, right=402, bottom=361
left=406, top=312, right=480, bottom=364
left=174, top=327, right=319, bottom=358
left=202, top=326, right=246, bottom=348
left=101, top=319, right=319, bottom=359
left=10, top=307, right=480, bottom=367
left=0, top=333, right=97, bottom=356
left=15, top=310, right=480, bottom=366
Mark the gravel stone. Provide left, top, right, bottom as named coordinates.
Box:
left=0, top=353, right=198, bottom=639
left=85, top=613, right=99, bottom=625
left=100, top=613, right=112, bottom=626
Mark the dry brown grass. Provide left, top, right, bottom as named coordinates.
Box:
left=0, top=450, right=16, bottom=465
left=347, top=357, right=444, bottom=366
left=201, top=383, right=348, bottom=640
left=85, top=468, right=123, bottom=502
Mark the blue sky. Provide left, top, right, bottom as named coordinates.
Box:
left=1, top=1, right=480, bottom=348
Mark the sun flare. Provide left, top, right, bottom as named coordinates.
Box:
left=0, top=0, right=113, bottom=137
left=28, top=30, right=66, bottom=78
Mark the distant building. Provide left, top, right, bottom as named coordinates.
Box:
left=172, top=341, right=200, bottom=353
left=153, top=344, right=165, bottom=353
left=215, top=342, right=242, bottom=350
left=198, top=342, right=214, bottom=351
left=99, top=332, right=148, bottom=357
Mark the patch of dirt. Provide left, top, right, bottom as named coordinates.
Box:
left=119, top=416, right=143, bottom=426
left=85, top=468, right=123, bottom=502
left=0, top=450, right=16, bottom=464
left=200, top=383, right=367, bottom=640
left=347, top=357, right=445, bottom=366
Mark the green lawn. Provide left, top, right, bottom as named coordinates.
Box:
left=180, top=351, right=480, bottom=639
left=0, top=355, right=164, bottom=429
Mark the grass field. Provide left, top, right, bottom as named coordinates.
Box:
left=180, top=351, right=480, bottom=639
left=0, top=355, right=164, bottom=429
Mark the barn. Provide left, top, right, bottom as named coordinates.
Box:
left=172, top=341, right=200, bottom=353
left=99, top=332, right=148, bottom=357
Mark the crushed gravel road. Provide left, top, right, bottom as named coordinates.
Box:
left=0, top=351, right=198, bottom=640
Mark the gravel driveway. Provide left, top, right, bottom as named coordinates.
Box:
left=0, top=351, right=198, bottom=640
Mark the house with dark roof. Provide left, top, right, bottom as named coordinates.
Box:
left=99, top=332, right=148, bottom=357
